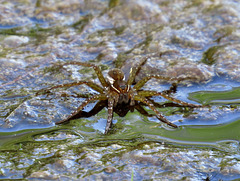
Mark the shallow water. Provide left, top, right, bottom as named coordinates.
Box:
left=0, top=0, right=240, bottom=180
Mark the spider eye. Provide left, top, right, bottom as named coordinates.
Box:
left=106, top=74, right=114, bottom=85
left=108, top=68, right=124, bottom=81
left=119, top=84, right=126, bottom=90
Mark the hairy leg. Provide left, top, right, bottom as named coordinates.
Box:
left=143, top=97, right=182, bottom=108
left=56, top=94, right=107, bottom=125
left=162, top=83, right=177, bottom=95
left=127, top=56, right=148, bottom=86
left=38, top=80, right=104, bottom=94
left=135, top=103, right=155, bottom=117
left=61, top=61, right=108, bottom=87
left=105, top=97, right=115, bottom=134
left=138, top=90, right=203, bottom=108
left=134, top=95, right=178, bottom=128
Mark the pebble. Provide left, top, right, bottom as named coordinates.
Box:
left=3, top=35, right=29, bottom=47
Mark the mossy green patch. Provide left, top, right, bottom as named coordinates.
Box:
left=189, top=87, right=240, bottom=105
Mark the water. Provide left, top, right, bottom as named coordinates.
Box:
left=0, top=0, right=240, bottom=180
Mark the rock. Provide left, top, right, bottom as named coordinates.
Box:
left=3, top=35, right=29, bottom=47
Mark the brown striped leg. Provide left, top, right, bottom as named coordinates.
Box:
left=105, top=97, right=114, bottom=134
left=162, top=83, right=177, bottom=95
left=56, top=94, right=107, bottom=125
left=138, top=90, right=203, bottom=108
left=126, top=57, right=148, bottom=86
left=134, top=95, right=178, bottom=128
left=46, top=81, right=104, bottom=93
left=135, top=103, right=155, bottom=117
left=62, top=62, right=108, bottom=87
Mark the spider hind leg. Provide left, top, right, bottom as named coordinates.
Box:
left=138, top=90, right=203, bottom=108
left=134, top=95, right=178, bottom=128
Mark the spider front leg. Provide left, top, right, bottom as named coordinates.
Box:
left=105, top=97, right=115, bottom=134
left=127, top=56, right=148, bottom=86
left=56, top=94, right=107, bottom=125
left=134, top=95, right=178, bottom=128
left=138, top=90, right=203, bottom=108
left=38, top=80, right=105, bottom=95
left=126, top=56, right=192, bottom=90
left=61, top=61, right=109, bottom=88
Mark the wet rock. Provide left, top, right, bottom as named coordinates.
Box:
left=0, top=0, right=240, bottom=180
left=0, top=168, right=5, bottom=176
left=3, top=35, right=29, bottom=47
left=123, top=57, right=214, bottom=85
left=54, top=159, right=75, bottom=169
left=28, top=171, right=59, bottom=180
left=104, top=166, right=117, bottom=173
left=0, top=3, right=31, bottom=25
left=221, top=163, right=240, bottom=175
left=164, top=63, right=214, bottom=83
left=215, top=44, right=240, bottom=81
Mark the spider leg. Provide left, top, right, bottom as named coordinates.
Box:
left=62, top=61, right=108, bottom=87
left=40, top=81, right=104, bottom=94
left=142, top=97, right=181, bottom=108
left=105, top=97, right=114, bottom=134
left=70, top=93, right=94, bottom=99
left=134, top=95, right=178, bottom=128
left=135, top=103, right=155, bottom=117
left=56, top=94, right=107, bottom=125
left=127, top=57, right=148, bottom=86
left=138, top=90, right=203, bottom=108
left=162, top=83, right=177, bottom=95
left=134, top=75, right=192, bottom=91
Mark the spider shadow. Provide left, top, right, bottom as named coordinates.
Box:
left=64, top=99, right=193, bottom=119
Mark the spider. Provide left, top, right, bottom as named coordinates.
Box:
left=46, top=57, right=203, bottom=134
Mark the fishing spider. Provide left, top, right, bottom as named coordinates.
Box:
left=47, top=57, right=203, bottom=134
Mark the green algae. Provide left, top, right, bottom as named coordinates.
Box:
left=189, top=87, right=240, bottom=105
left=201, top=45, right=224, bottom=65
left=0, top=0, right=240, bottom=180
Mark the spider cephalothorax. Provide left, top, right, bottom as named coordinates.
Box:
left=106, top=68, right=131, bottom=105
left=47, top=57, right=203, bottom=134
